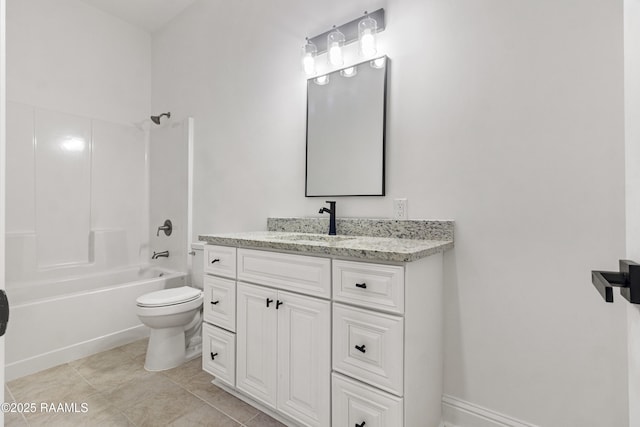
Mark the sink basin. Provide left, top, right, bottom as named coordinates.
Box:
left=274, top=234, right=355, bottom=243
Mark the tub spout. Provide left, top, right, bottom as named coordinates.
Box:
left=152, top=250, right=169, bottom=259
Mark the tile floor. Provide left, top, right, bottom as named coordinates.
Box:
left=4, top=339, right=285, bottom=426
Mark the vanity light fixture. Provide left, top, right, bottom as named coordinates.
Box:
left=303, top=9, right=385, bottom=74
left=358, top=11, right=377, bottom=57
left=327, top=26, right=345, bottom=66
left=302, top=37, right=317, bottom=75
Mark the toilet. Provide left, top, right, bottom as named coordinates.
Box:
left=136, top=285, right=204, bottom=371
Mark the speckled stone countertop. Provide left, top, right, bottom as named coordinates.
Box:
left=199, top=219, right=454, bottom=263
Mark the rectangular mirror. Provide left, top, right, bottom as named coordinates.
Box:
left=305, top=56, right=387, bottom=196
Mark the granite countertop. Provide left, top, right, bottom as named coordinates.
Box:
left=198, top=231, right=453, bottom=263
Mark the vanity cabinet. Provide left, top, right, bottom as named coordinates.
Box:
left=202, top=242, right=444, bottom=427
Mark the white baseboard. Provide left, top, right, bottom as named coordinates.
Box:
left=6, top=325, right=149, bottom=381
left=442, top=394, right=539, bottom=427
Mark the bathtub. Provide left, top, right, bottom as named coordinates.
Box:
left=5, top=266, right=187, bottom=381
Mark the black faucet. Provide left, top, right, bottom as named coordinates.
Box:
left=318, top=201, right=337, bottom=235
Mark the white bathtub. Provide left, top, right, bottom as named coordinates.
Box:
left=5, top=266, right=187, bottom=381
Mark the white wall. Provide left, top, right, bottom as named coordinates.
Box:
left=153, top=0, right=628, bottom=426
left=7, top=0, right=150, bottom=124
left=625, top=1, right=640, bottom=426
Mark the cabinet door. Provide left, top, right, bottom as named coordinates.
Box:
left=236, top=282, right=278, bottom=409
left=203, top=275, right=236, bottom=332
left=277, top=291, right=331, bottom=427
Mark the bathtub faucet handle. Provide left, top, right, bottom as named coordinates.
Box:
left=156, top=219, right=173, bottom=237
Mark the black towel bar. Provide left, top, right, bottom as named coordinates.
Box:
left=591, top=260, right=640, bottom=304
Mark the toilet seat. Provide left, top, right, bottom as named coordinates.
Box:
left=137, top=286, right=202, bottom=307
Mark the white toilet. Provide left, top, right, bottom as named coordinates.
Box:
left=136, top=285, right=204, bottom=371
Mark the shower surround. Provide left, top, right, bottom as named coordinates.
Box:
left=4, top=101, right=157, bottom=379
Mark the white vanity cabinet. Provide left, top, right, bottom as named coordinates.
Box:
left=202, top=242, right=444, bottom=427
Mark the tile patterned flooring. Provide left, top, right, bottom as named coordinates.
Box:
left=4, top=339, right=285, bottom=426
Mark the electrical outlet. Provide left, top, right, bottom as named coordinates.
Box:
left=393, top=198, right=408, bottom=220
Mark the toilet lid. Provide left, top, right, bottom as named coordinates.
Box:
left=136, top=286, right=202, bottom=307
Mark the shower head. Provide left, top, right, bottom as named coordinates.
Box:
left=150, top=112, right=171, bottom=125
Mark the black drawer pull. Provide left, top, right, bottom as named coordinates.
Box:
left=355, top=283, right=367, bottom=289
left=356, top=422, right=366, bottom=427
left=210, top=352, right=218, bottom=360
left=266, top=298, right=274, bottom=308
left=211, top=300, right=220, bottom=305
left=355, top=344, right=366, bottom=353
left=276, top=300, right=283, bottom=309
left=211, top=258, right=220, bottom=264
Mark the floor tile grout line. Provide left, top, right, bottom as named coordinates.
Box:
left=5, top=384, right=30, bottom=426
left=66, top=358, right=145, bottom=426
left=162, top=372, right=249, bottom=426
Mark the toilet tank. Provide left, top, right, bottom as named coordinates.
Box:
left=189, top=242, right=204, bottom=289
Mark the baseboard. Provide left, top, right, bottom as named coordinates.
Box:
left=6, top=325, right=149, bottom=381
left=442, top=394, right=539, bottom=427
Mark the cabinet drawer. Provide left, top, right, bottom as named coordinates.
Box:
left=333, top=303, right=404, bottom=396
left=203, top=276, right=236, bottom=332
left=204, top=245, right=236, bottom=279
left=332, top=373, right=403, bottom=427
left=237, top=249, right=331, bottom=298
left=202, top=323, right=236, bottom=387
left=333, top=260, right=404, bottom=314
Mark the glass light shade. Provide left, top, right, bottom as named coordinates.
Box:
left=302, top=38, right=317, bottom=75
left=358, top=13, right=378, bottom=57
left=327, top=26, right=345, bottom=66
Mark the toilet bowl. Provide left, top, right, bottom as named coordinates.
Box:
left=136, top=286, right=204, bottom=371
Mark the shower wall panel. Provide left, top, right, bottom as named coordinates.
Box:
left=6, top=102, right=147, bottom=281
left=6, top=102, right=35, bottom=233
left=91, top=120, right=146, bottom=265
left=35, top=108, right=91, bottom=268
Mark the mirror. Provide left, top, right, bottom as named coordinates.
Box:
left=305, top=56, right=387, bottom=196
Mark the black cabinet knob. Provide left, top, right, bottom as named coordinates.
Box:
left=211, top=258, right=220, bottom=264
left=211, top=300, right=220, bottom=305
left=355, top=344, right=366, bottom=353
left=356, top=422, right=366, bottom=427
left=355, top=283, right=367, bottom=289
left=276, top=300, right=283, bottom=309
left=266, top=298, right=274, bottom=308
left=210, top=352, right=218, bottom=360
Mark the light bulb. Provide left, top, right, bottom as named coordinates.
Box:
left=360, top=30, right=376, bottom=56
left=358, top=12, right=378, bottom=57
left=328, top=43, right=343, bottom=66
left=327, top=26, right=345, bottom=66
left=303, top=54, right=315, bottom=75
left=301, top=38, right=317, bottom=75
